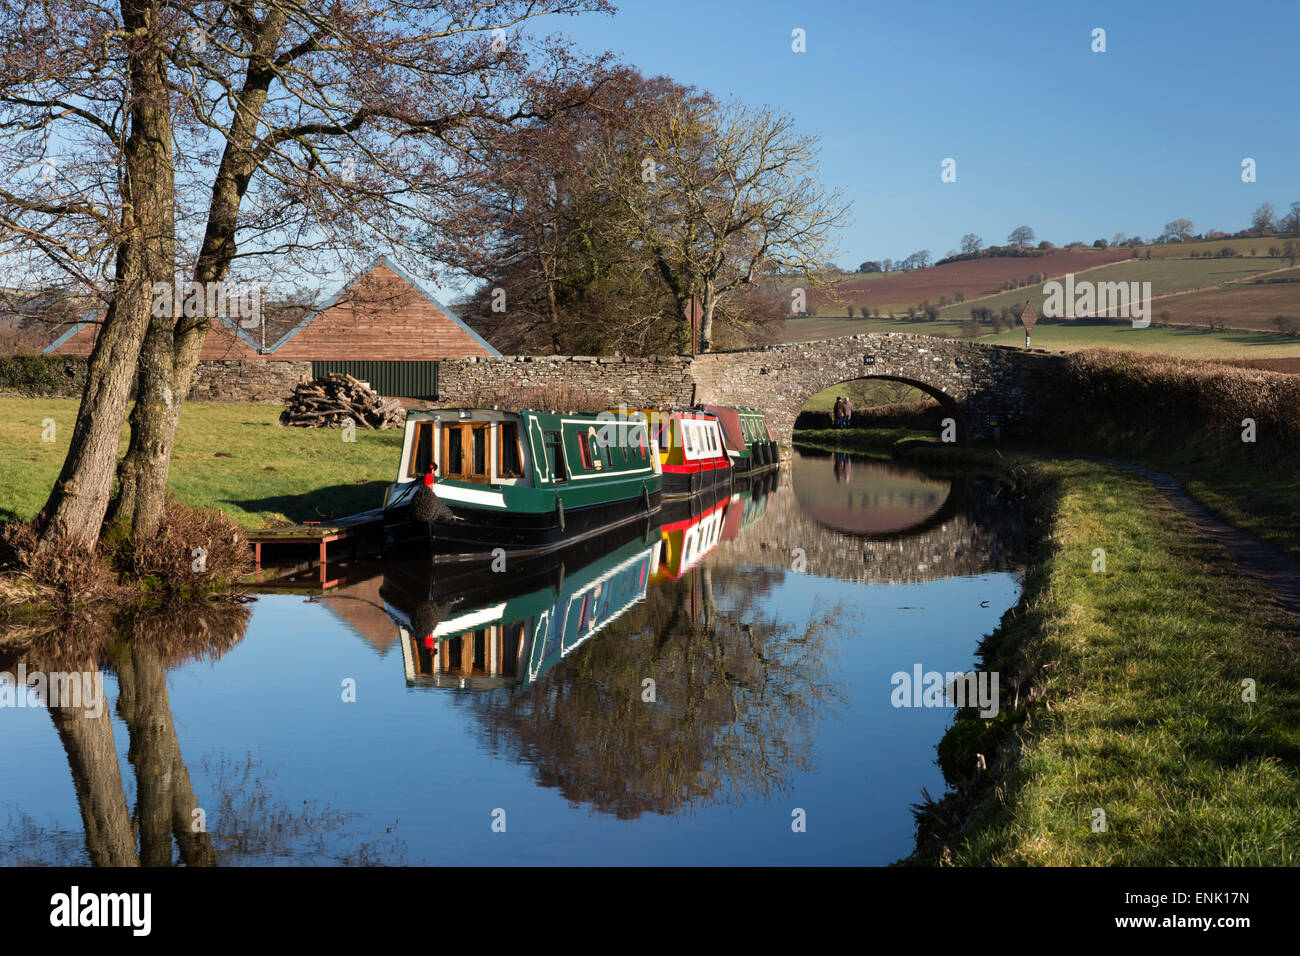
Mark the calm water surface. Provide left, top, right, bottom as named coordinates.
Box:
left=0, top=450, right=1025, bottom=865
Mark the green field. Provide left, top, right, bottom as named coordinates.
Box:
left=971, top=321, right=1300, bottom=357
left=0, top=399, right=403, bottom=529
left=935, top=256, right=1289, bottom=318
left=1142, top=235, right=1296, bottom=259
left=802, top=378, right=933, bottom=411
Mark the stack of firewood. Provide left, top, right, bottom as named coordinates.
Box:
left=278, top=374, right=406, bottom=429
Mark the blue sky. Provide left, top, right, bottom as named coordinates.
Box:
left=547, top=0, right=1300, bottom=269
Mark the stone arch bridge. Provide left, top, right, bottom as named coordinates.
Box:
left=437, top=334, right=1065, bottom=444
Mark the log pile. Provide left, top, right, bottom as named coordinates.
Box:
left=279, top=374, right=405, bottom=429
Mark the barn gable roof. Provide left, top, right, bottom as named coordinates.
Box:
left=43, top=255, right=499, bottom=358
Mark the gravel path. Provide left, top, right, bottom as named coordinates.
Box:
left=1084, top=457, right=1300, bottom=618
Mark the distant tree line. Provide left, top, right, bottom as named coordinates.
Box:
left=853, top=200, right=1300, bottom=277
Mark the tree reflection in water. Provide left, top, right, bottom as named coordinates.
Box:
left=458, top=564, right=844, bottom=819
left=0, top=603, right=404, bottom=866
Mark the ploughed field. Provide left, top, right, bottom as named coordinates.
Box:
left=932, top=257, right=1293, bottom=319
left=820, top=247, right=1130, bottom=312
left=1151, top=267, right=1300, bottom=330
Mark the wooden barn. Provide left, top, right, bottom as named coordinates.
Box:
left=44, top=256, right=498, bottom=398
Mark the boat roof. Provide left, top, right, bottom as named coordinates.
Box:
left=404, top=407, right=519, bottom=423
left=404, top=407, right=613, bottom=423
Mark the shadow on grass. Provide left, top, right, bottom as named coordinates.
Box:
left=226, top=481, right=386, bottom=525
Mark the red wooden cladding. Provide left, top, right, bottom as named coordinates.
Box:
left=49, top=262, right=494, bottom=361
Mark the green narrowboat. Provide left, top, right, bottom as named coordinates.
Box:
left=382, top=407, right=662, bottom=560
left=705, top=405, right=780, bottom=479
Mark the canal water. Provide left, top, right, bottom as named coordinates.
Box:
left=0, top=450, right=1025, bottom=866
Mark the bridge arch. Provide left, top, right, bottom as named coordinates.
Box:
left=689, top=333, right=1052, bottom=445
left=795, top=372, right=967, bottom=442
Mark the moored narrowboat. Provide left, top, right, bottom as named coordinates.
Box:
left=705, top=405, right=780, bottom=479
left=626, top=407, right=732, bottom=499
left=382, top=407, right=662, bottom=560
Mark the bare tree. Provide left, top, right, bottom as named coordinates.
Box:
left=453, top=69, right=687, bottom=356
left=1, top=0, right=179, bottom=546
left=1279, top=201, right=1300, bottom=235
left=2, top=0, right=610, bottom=546
left=1251, top=203, right=1276, bottom=236
left=601, top=95, right=849, bottom=352
left=1162, top=218, right=1194, bottom=242
left=960, top=233, right=983, bottom=255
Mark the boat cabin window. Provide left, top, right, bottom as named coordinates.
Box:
left=442, top=423, right=491, bottom=483
left=444, top=427, right=463, bottom=476
left=409, top=421, right=435, bottom=477
left=543, top=430, right=567, bottom=482
left=472, top=427, right=487, bottom=476
left=498, top=423, right=524, bottom=479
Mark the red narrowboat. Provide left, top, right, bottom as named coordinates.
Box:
left=626, top=407, right=734, bottom=500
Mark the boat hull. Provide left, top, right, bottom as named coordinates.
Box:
left=661, top=464, right=733, bottom=499
left=384, top=486, right=662, bottom=562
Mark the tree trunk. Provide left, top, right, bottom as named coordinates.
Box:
left=700, top=283, right=717, bottom=352
left=546, top=273, right=563, bottom=355
left=110, top=318, right=182, bottom=537
left=46, top=659, right=139, bottom=867
left=117, top=646, right=176, bottom=865
left=109, top=14, right=283, bottom=538
left=37, top=0, right=174, bottom=547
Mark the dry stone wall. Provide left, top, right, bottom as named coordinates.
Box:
left=22, top=334, right=1066, bottom=434
left=437, top=354, right=696, bottom=410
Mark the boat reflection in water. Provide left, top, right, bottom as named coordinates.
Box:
left=657, top=470, right=779, bottom=582
left=383, top=521, right=661, bottom=691
left=382, top=472, right=782, bottom=691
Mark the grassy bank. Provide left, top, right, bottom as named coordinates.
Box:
left=912, top=458, right=1300, bottom=865
left=0, top=398, right=403, bottom=529
left=791, top=428, right=1300, bottom=863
